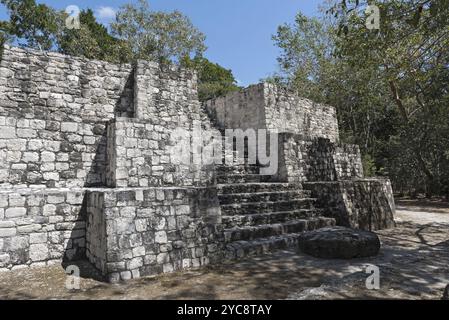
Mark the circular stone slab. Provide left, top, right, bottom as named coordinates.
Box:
left=298, top=226, right=381, bottom=259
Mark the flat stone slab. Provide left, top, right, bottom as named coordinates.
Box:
left=298, top=226, right=381, bottom=259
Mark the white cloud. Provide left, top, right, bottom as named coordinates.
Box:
left=96, top=6, right=117, bottom=20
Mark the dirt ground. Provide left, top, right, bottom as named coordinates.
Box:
left=0, top=198, right=448, bottom=300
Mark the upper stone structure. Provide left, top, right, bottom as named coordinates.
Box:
left=0, top=45, right=395, bottom=282
left=204, top=83, right=339, bottom=142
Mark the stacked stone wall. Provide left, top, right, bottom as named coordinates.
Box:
left=0, top=45, right=135, bottom=188
left=0, top=46, right=226, bottom=275
left=277, top=133, right=363, bottom=183
left=106, top=118, right=216, bottom=188
left=263, top=84, right=339, bottom=142
left=203, top=83, right=339, bottom=143
left=304, top=179, right=396, bottom=231
left=0, top=188, right=86, bottom=271
left=86, top=187, right=223, bottom=282
left=86, top=191, right=106, bottom=273
left=0, top=45, right=396, bottom=279
left=0, top=115, right=107, bottom=188
left=203, top=84, right=266, bottom=131
left=134, top=60, right=200, bottom=123
left=0, top=45, right=134, bottom=122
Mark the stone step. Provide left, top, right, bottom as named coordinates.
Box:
left=217, top=183, right=304, bottom=194
left=216, top=164, right=260, bottom=175
left=220, top=198, right=316, bottom=215
left=220, top=158, right=255, bottom=168
left=225, top=234, right=301, bottom=260
left=222, top=209, right=320, bottom=228
left=218, top=190, right=311, bottom=205
left=217, top=174, right=262, bottom=184
left=221, top=153, right=247, bottom=165
left=224, top=217, right=334, bottom=242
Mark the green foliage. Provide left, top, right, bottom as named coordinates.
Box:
left=0, top=20, right=13, bottom=43
left=111, top=0, right=206, bottom=63
left=273, top=1, right=449, bottom=197
left=272, top=13, right=334, bottom=103
left=0, top=0, right=208, bottom=65
left=57, top=9, right=131, bottom=63
left=362, top=154, right=377, bottom=177
left=0, top=0, right=59, bottom=50
left=0, top=0, right=239, bottom=102
left=183, top=56, right=240, bottom=102
left=0, top=19, right=13, bottom=59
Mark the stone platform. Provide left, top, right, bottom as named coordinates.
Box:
left=298, top=226, right=381, bottom=259
left=0, top=45, right=396, bottom=281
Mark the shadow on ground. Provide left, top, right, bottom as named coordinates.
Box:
left=0, top=203, right=448, bottom=300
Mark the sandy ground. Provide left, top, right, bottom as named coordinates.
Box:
left=0, top=199, right=448, bottom=300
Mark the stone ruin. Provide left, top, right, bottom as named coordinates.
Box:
left=0, top=45, right=395, bottom=282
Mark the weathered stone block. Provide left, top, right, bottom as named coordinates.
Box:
left=155, top=231, right=168, bottom=244
left=22, top=152, right=39, bottom=162
left=29, top=244, right=50, bottom=261
left=0, top=228, right=16, bottom=237
left=0, top=253, right=10, bottom=267
left=17, top=224, right=42, bottom=234
left=5, top=207, right=26, bottom=218
left=30, top=233, right=48, bottom=244
left=17, top=129, right=37, bottom=138
left=0, top=126, right=16, bottom=139
left=298, top=226, right=381, bottom=259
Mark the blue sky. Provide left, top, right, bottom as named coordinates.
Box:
left=0, top=0, right=322, bottom=86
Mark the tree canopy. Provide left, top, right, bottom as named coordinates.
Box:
left=272, top=0, right=449, bottom=198
left=0, top=0, right=59, bottom=50
left=182, top=56, right=240, bottom=102
left=0, top=0, right=206, bottom=64
left=0, top=0, right=238, bottom=100
left=111, top=0, right=206, bottom=63
left=57, top=9, right=131, bottom=63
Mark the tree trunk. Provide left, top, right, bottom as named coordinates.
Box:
left=388, top=80, right=435, bottom=197
left=389, top=81, right=409, bottom=121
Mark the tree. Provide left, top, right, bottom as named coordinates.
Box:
left=272, top=1, right=449, bottom=197
left=272, top=13, right=334, bottom=103
left=111, top=0, right=206, bottom=63
left=182, top=56, right=240, bottom=102
left=57, top=9, right=131, bottom=63
left=0, top=0, right=59, bottom=50
left=329, top=0, right=449, bottom=196
left=0, top=0, right=237, bottom=103
left=272, top=12, right=396, bottom=173
left=0, top=20, right=14, bottom=47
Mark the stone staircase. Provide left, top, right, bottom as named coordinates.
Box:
left=215, top=149, right=335, bottom=261
left=198, top=104, right=336, bottom=260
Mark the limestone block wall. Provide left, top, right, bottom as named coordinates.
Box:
left=85, top=191, right=106, bottom=273
left=0, top=46, right=226, bottom=276
left=203, top=83, right=339, bottom=142
left=203, top=84, right=267, bottom=131
left=0, top=45, right=134, bottom=122
left=106, top=118, right=216, bottom=188
left=276, top=133, right=363, bottom=183
left=263, top=84, right=339, bottom=142
left=0, top=115, right=107, bottom=188
left=0, top=44, right=396, bottom=278
left=304, top=179, right=396, bottom=231
left=0, top=189, right=86, bottom=271
left=86, top=187, right=223, bottom=282
left=134, top=60, right=201, bottom=124
left=0, top=45, right=135, bottom=188
left=334, top=144, right=364, bottom=179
